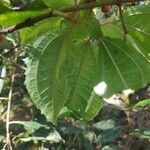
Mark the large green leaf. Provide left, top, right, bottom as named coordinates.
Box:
left=115, top=4, right=150, bottom=61
left=0, top=0, right=48, bottom=26
left=25, top=19, right=104, bottom=123
left=25, top=15, right=150, bottom=123
left=65, top=40, right=102, bottom=117
left=100, top=4, right=150, bottom=97
left=97, top=37, right=150, bottom=97
left=25, top=33, right=72, bottom=124
left=62, top=19, right=103, bottom=117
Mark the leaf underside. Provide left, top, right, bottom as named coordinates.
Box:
left=25, top=5, right=150, bottom=123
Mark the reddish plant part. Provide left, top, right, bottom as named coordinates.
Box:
left=101, top=5, right=112, bottom=13
left=0, top=34, right=6, bottom=44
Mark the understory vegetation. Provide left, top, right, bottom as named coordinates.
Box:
left=0, top=0, right=150, bottom=149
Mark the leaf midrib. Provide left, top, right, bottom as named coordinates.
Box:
left=100, top=38, right=128, bottom=88
left=103, top=38, right=145, bottom=85
left=70, top=41, right=90, bottom=105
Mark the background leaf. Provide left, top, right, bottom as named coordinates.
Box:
left=116, top=4, right=150, bottom=61
left=20, top=17, right=62, bottom=43
left=98, top=37, right=150, bottom=97
left=20, top=129, right=62, bottom=143
left=9, top=121, right=49, bottom=134
left=92, top=119, right=116, bottom=131
left=0, top=0, right=48, bottom=26
left=133, top=99, right=150, bottom=108
left=42, top=0, right=74, bottom=9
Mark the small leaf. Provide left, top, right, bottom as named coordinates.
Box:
left=9, top=121, right=49, bottom=134
left=93, top=119, right=116, bottom=131
left=102, top=145, right=118, bottom=150
left=133, top=129, right=150, bottom=139
left=133, top=99, right=150, bottom=108
left=20, top=129, right=62, bottom=143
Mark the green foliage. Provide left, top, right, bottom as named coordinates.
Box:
left=119, top=4, right=150, bottom=61
left=0, top=0, right=48, bottom=26
left=0, top=1, right=150, bottom=148
left=0, top=0, right=149, bottom=125
left=98, top=37, right=150, bottom=97
left=82, top=92, right=103, bottom=120
left=133, top=99, right=150, bottom=108
left=20, top=17, right=62, bottom=43
left=42, top=0, right=75, bottom=9
left=101, top=145, right=118, bottom=150
left=23, top=3, right=150, bottom=123
left=92, top=119, right=116, bottom=131
left=133, top=129, right=150, bottom=139
left=19, top=130, right=62, bottom=143
left=25, top=33, right=71, bottom=124
left=9, top=121, right=50, bottom=134
left=25, top=19, right=104, bottom=123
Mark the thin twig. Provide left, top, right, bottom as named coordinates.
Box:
left=2, top=36, right=20, bottom=150
left=0, top=97, right=8, bottom=100
left=0, top=36, right=26, bottom=71
left=118, top=4, right=128, bottom=42
left=4, top=74, right=15, bottom=150
left=0, top=0, right=139, bottom=34
left=0, top=54, right=26, bottom=71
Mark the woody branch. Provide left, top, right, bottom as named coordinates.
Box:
left=0, top=0, right=139, bottom=34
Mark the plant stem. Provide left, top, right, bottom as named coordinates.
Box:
left=0, top=0, right=139, bottom=34
left=118, top=5, right=128, bottom=41
left=5, top=74, right=15, bottom=150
